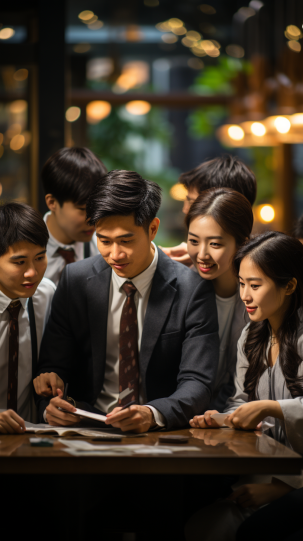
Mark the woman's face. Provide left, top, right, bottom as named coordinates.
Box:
left=187, top=215, right=237, bottom=281
left=239, top=256, right=292, bottom=323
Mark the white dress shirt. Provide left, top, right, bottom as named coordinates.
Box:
left=95, top=244, right=165, bottom=427
left=0, top=278, right=56, bottom=422
left=43, top=212, right=99, bottom=286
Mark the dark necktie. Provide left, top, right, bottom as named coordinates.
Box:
left=119, top=282, right=139, bottom=406
left=6, top=300, right=22, bottom=411
left=57, top=247, right=75, bottom=265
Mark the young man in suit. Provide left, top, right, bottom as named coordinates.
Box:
left=34, top=170, right=219, bottom=432
left=41, top=146, right=107, bottom=285
left=0, top=202, right=55, bottom=432
left=161, top=154, right=257, bottom=266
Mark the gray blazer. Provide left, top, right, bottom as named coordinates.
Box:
left=225, top=315, right=303, bottom=488
left=35, top=248, right=219, bottom=430
left=209, top=291, right=249, bottom=412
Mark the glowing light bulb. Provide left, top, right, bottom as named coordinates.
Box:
left=251, top=122, right=266, bottom=136
left=227, top=125, right=245, bottom=141
left=125, top=101, right=151, bottom=115
left=86, top=101, right=111, bottom=123
left=260, top=205, right=275, bottom=223
left=274, top=116, right=291, bottom=134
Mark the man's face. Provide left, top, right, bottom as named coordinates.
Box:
left=0, top=241, right=47, bottom=299
left=96, top=214, right=160, bottom=279
left=52, top=201, right=95, bottom=243
left=182, top=187, right=200, bottom=215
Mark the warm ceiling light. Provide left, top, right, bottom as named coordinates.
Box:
left=168, top=18, right=183, bottom=29
left=291, top=113, right=303, bottom=125
left=9, top=100, right=27, bottom=114
left=199, top=4, right=216, bottom=14
left=78, top=10, right=94, bottom=21
left=286, top=25, right=301, bottom=39
left=113, top=61, right=149, bottom=93
left=186, top=31, right=201, bottom=42
left=125, top=100, right=151, bottom=115
left=251, top=122, right=266, bottom=136
left=260, top=205, right=275, bottom=223
left=228, top=125, right=245, bottom=141
left=226, top=44, right=245, bottom=58
left=274, top=116, right=291, bottom=134
left=161, top=33, right=178, bottom=43
left=73, top=43, right=91, bottom=53
left=0, top=28, right=15, bottom=40
left=10, top=134, right=25, bottom=151
left=65, top=107, right=81, bottom=122
left=170, top=183, right=188, bottom=201
left=13, top=69, right=28, bottom=82
left=86, top=101, right=111, bottom=123
left=288, top=40, right=301, bottom=52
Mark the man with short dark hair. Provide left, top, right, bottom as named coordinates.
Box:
left=41, top=147, right=107, bottom=285
left=161, top=154, right=257, bottom=266
left=0, top=202, right=55, bottom=432
left=34, top=170, right=219, bottom=432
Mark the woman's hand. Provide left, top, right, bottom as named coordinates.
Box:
left=189, top=410, right=221, bottom=429
left=228, top=481, right=293, bottom=509
left=226, top=400, right=283, bottom=430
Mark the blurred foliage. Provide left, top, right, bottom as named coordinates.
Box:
left=88, top=106, right=179, bottom=190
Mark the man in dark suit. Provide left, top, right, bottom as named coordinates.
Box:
left=34, top=170, right=219, bottom=432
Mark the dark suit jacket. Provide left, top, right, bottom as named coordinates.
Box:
left=36, top=248, right=219, bottom=429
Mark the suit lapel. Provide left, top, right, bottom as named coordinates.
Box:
left=140, top=250, right=177, bottom=394
left=86, top=260, right=112, bottom=399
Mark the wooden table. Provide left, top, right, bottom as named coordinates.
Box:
left=0, top=428, right=301, bottom=475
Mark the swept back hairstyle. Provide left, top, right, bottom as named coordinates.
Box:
left=234, top=231, right=303, bottom=400
left=86, top=170, right=162, bottom=230
left=41, top=147, right=107, bottom=206
left=293, top=215, right=303, bottom=239
left=185, top=187, right=253, bottom=246
left=180, top=155, right=257, bottom=206
left=0, top=202, right=49, bottom=257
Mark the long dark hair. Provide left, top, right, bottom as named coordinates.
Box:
left=185, top=187, right=253, bottom=246
left=234, top=231, right=303, bottom=400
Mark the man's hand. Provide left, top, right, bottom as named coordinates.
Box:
left=189, top=410, right=220, bottom=429
left=105, top=405, right=154, bottom=433
left=45, top=389, right=78, bottom=426
left=228, top=481, right=293, bottom=509
left=159, top=243, right=192, bottom=267
left=0, top=410, right=25, bottom=434
left=226, top=400, right=283, bottom=431
left=33, top=372, right=64, bottom=397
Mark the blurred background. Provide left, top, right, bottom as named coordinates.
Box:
left=1, top=0, right=303, bottom=245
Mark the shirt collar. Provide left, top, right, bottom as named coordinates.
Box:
left=44, top=212, right=77, bottom=257
left=0, top=290, right=28, bottom=314
left=112, top=243, right=158, bottom=298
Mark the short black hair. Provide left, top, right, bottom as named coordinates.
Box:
left=293, top=215, right=303, bottom=239
left=180, top=154, right=257, bottom=206
left=0, top=202, right=49, bottom=257
left=41, top=147, right=107, bottom=206
left=86, top=170, right=162, bottom=230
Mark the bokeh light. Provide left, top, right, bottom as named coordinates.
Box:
left=199, top=4, right=216, bottom=14
left=170, top=183, right=188, bottom=201
left=9, top=100, right=27, bottom=114
left=0, top=28, right=15, bottom=40
left=10, top=134, right=25, bottom=151
left=251, top=122, right=266, bottom=136
left=287, top=40, right=301, bottom=52
left=86, top=101, right=111, bottom=123
left=65, top=107, right=81, bottom=122
left=78, top=10, right=94, bottom=21
left=274, top=116, right=291, bottom=134
left=125, top=101, right=151, bottom=115
left=73, top=43, right=91, bottom=53
left=13, top=69, right=28, bottom=82
left=226, top=44, right=245, bottom=58
left=260, top=205, right=275, bottom=223
left=161, top=33, right=178, bottom=44
left=227, top=125, right=245, bottom=141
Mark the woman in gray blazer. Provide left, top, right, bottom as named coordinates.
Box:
left=187, top=231, right=303, bottom=541
left=186, top=187, right=253, bottom=411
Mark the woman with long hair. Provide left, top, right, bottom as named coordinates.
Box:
left=187, top=231, right=303, bottom=541
left=185, top=187, right=253, bottom=410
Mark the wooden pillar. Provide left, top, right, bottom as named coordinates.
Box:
left=273, top=144, right=295, bottom=233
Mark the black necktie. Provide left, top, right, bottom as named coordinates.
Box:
left=6, top=300, right=22, bottom=411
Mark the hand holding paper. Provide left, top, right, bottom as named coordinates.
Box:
left=45, top=389, right=78, bottom=426
left=189, top=410, right=221, bottom=429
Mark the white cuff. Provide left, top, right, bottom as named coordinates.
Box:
left=145, top=405, right=165, bottom=428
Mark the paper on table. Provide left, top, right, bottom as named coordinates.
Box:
left=71, top=408, right=107, bottom=423
left=25, top=422, right=122, bottom=438
left=210, top=413, right=229, bottom=427
left=59, top=439, right=202, bottom=456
